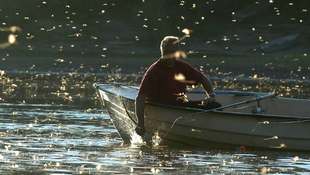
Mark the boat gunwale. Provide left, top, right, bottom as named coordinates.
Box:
left=93, top=83, right=310, bottom=120
left=94, top=83, right=310, bottom=102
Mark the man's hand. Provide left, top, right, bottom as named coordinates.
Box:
left=135, top=125, right=145, bottom=136
left=200, top=95, right=216, bottom=106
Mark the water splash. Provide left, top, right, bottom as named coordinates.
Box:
left=130, top=132, right=145, bottom=147
left=152, top=132, right=163, bottom=147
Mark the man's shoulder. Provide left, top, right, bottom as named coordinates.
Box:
left=175, top=59, right=192, bottom=67
left=145, top=60, right=161, bottom=74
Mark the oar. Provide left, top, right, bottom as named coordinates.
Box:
left=122, top=101, right=154, bottom=146
left=122, top=101, right=137, bottom=125
left=180, top=92, right=277, bottom=119
left=163, top=93, right=277, bottom=138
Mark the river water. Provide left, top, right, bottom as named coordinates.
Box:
left=0, top=72, right=309, bottom=174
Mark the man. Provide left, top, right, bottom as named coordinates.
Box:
left=135, top=36, right=221, bottom=136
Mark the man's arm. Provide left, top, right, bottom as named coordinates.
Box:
left=135, top=94, right=147, bottom=136
left=200, top=75, right=216, bottom=102
left=200, top=75, right=214, bottom=94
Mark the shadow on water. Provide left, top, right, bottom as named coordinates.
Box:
left=0, top=72, right=309, bottom=174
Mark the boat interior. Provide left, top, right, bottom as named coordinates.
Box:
left=187, top=90, right=310, bottom=118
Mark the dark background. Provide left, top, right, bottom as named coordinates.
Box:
left=1, top=0, right=309, bottom=57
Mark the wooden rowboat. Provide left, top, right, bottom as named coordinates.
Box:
left=94, top=83, right=310, bottom=151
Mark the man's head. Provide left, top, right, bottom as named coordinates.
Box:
left=160, top=36, right=180, bottom=57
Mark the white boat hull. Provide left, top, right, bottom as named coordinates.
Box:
left=94, top=83, right=310, bottom=151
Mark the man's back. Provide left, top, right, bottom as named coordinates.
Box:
left=138, top=59, right=203, bottom=104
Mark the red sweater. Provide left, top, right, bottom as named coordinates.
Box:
left=138, top=59, right=203, bottom=104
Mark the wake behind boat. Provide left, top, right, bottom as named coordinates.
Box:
left=94, top=83, right=310, bottom=151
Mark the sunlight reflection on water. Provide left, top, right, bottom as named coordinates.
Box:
left=0, top=102, right=123, bottom=174
left=0, top=73, right=309, bottom=174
